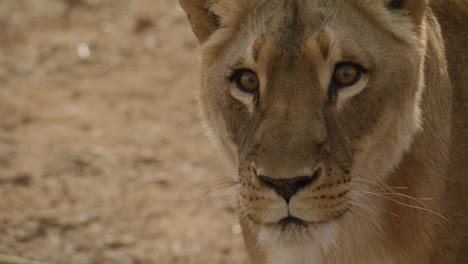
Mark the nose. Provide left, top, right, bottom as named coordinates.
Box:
left=258, top=168, right=321, bottom=203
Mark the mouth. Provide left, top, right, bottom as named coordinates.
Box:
left=270, top=216, right=327, bottom=230
left=278, top=216, right=308, bottom=226
left=257, top=208, right=351, bottom=245
left=270, top=207, right=351, bottom=228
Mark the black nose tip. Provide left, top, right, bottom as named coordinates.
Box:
left=258, top=168, right=321, bottom=203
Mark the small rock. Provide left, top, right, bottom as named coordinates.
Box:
left=105, top=234, right=135, bottom=248
left=134, top=16, right=154, bottom=32
left=143, top=172, right=169, bottom=185
left=20, top=115, right=33, bottom=124
left=76, top=42, right=91, bottom=60
left=222, top=247, right=232, bottom=255
left=144, top=35, right=158, bottom=49
left=137, top=149, right=159, bottom=164
left=15, top=230, right=30, bottom=241
left=231, top=224, right=242, bottom=235
left=12, top=172, right=32, bottom=186
left=15, top=221, right=41, bottom=241
left=70, top=89, right=82, bottom=99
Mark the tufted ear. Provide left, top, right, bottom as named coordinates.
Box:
left=387, top=0, right=428, bottom=25
left=179, top=0, right=219, bottom=44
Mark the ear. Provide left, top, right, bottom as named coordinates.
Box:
left=179, top=0, right=219, bottom=43
left=387, top=0, right=428, bottom=25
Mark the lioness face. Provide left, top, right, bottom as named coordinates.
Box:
left=197, top=0, right=425, bottom=243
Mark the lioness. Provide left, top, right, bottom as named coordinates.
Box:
left=179, top=0, right=467, bottom=263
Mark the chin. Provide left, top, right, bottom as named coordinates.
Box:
left=257, top=218, right=342, bottom=254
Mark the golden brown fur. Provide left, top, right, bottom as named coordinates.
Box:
left=179, top=0, right=467, bottom=263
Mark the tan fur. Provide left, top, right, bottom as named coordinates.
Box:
left=180, top=0, right=468, bottom=263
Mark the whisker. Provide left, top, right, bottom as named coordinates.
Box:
left=368, top=191, right=433, bottom=208
left=232, top=207, right=245, bottom=217
left=205, top=181, right=240, bottom=195
left=349, top=200, right=400, bottom=218
left=190, top=181, right=240, bottom=210
left=355, top=190, right=449, bottom=221
left=352, top=178, right=435, bottom=208
left=351, top=189, right=375, bottom=207
left=352, top=178, right=408, bottom=192
left=347, top=207, right=383, bottom=234
left=350, top=200, right=383, bottom=225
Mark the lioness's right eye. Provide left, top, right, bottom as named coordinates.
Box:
left=332, top=63, right=363, bottom=88
left=232, top=70, right=259, bottom=93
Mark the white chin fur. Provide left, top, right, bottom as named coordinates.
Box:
left=259, top=222, right=340, bottom=264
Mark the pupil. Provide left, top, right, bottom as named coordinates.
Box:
left=247, top=76, right=255, bottom=83
left=342, top=70, right=350, bottom=77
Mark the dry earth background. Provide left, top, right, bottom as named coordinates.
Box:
left=0, top=0, right=246, bottom=263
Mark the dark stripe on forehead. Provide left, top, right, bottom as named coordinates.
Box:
left=283, top=0, right=303, bottom=45
left=278, top=0, right=306, bottom=67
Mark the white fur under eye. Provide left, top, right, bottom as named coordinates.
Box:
left=336, top=75, right=369, bottom=110
left=229, top=86, right=256, bottom=113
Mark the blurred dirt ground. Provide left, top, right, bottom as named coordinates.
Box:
left=0, top=0, right=246, bottom=263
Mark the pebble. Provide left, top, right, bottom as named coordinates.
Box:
left=76, top=42, right=91, bottom=60
left=231, top=224, right=242, bottom=235
left=12, top=172, right=32, bottom=186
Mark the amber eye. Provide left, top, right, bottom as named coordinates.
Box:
left=333, top=63, right=361, bottom=87
left=233, top=70, right=259, bottom=93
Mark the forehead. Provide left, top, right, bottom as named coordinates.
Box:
left=208, top=0, right=413, bottom=79
left=238, top=0, right=362, bottom=62
left=239, top=0, right=356, bottom=33
left=226, top=0, right=413, bottom=47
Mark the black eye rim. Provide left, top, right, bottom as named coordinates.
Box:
left=331, top=62, right=365, bottom=89
left=231, top=69, right=259, bottom=94
left=387, top=0, right=403, bottom=10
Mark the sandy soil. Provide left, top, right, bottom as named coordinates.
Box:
left=0, top=0, right=246, bottom=263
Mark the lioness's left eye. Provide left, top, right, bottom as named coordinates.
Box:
left=332, top=63, right=362, bottom=87
left=233, top=70, right=260, bottom=93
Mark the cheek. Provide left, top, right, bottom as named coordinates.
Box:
left=341, top=68, right=423, bottom=179
left=229, top=86, right=256, bottom=113
left=222, top=94, right=255, bottom=144
left=199, top=79, right=245, bottom=166
left=335, top=67, right=416, bottom=149
left=335, top=75, right=369, bottom=110
left=351, top=105, right=421, bottom=181
left=337, top=86, right=384, bottom=142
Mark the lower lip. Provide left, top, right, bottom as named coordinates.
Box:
left=278, top=216, right=307, bottom=226
left=275, top=207, right=350, bottom=226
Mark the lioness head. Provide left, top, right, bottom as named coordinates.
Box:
left=181, top=0, right=427, bottom=245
